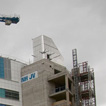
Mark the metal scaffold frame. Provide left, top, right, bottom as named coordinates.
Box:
left=72, top=49, right=96, bottom=106
left=79, top=62, right=96, bottom=106
left=72, top=49, right=80, bottom=106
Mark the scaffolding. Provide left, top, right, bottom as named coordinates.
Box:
left=79, top=62, right=96, bottom=106
left=72, top=49, right=80, bottom=106
left=72, top=49, right=96, bottom=106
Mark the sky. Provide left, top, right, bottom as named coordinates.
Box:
left=0, top=0, right=106, bottom=105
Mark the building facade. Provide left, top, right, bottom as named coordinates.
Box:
left=0, top=56, right=26, bottom=106
left=21, top=59, right=74, bottom=106
left=21, top=60, right=96, bottom=106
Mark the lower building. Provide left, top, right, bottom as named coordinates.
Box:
left=21, top=59, right=74, bottom=106
left=0, top=56, right=26, bottom=106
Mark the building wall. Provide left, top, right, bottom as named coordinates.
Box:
left=0, top=57, right=26, bottom=106
left=21, top=59, right=66, bottom=106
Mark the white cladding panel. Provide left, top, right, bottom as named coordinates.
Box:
left=33, top=35, right=64, bottom=65
left=33, top=36, right=43, bottom=62
left=10, top=60, right=25, bottom=106
left=0, top=79, right=19, bottom=91
left=0, top=97, right=21, bottom=106
left=11, top=60, right=25, bottom=82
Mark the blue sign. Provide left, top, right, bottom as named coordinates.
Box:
left=21, top=71, right=38, bottom=83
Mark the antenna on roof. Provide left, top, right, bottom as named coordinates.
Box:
left=39, top=49, right=49, bottom=54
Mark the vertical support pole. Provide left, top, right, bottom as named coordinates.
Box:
left=72, top=82, right=75, bottom=106
left=65, top=75, right=70, bottom=106
left=93, top=71, right=97, bottom=106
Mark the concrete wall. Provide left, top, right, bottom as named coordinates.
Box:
left=21, top=59, right=69, bottom=106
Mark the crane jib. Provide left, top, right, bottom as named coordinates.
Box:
left=0, top=16, right=20, bottom=25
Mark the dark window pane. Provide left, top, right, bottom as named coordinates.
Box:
left=5, top=89, right=19, bottom=100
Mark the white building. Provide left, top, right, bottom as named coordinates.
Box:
left=32, top=35, right=64, bottom=65
left=0, top=56, right=26, bottom=106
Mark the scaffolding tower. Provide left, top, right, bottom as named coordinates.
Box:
left=72, top=49, right=96, bottom=106
left=79, top=62, right=96, bottom=106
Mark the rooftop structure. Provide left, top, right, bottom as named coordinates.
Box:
left=32, top=35, right=64, bottom=65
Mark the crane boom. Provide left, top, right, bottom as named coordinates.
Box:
left=0, top=15, right=20, bottom=25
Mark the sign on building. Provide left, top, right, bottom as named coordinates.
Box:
left=21, top=71, right=38, bottom=83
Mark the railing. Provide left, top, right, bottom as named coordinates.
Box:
left=80, top=81, right=95, bottom=93
left=79, top=62, right=89, bottom=74
left=80, top=81, right=90, bottom=92
left=82, top=98, right=96, bottom=106
left=50, top=86, right=65, bottom=94
left=82, top=99, right=90, bottom=106
left=55, top=86, right=65, bottom=93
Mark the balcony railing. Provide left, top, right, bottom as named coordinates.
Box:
left=50, top=86, right=65, bottom=94
left=55, top=86, right=65, bottom=93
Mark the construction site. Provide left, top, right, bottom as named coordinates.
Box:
left=72, top=49, right=96, bottom=106
left=0, top=15, right=96, bottom=106
left=21, top=35, right=96, bottom=106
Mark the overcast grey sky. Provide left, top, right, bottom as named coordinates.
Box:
left=0, top=0, right=106, bottom=105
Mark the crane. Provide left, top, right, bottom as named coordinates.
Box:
left=0, top=15, right=20, bottom=25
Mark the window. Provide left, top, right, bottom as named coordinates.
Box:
left=0, top=104, right=12, bottom=106
left=5, top=90, right=19, bottom=100
left=0, top=88, right=19, bottom=100
left=0, top=89, right=5, bottom=98
left=0, top=58, right=4, bottom=78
